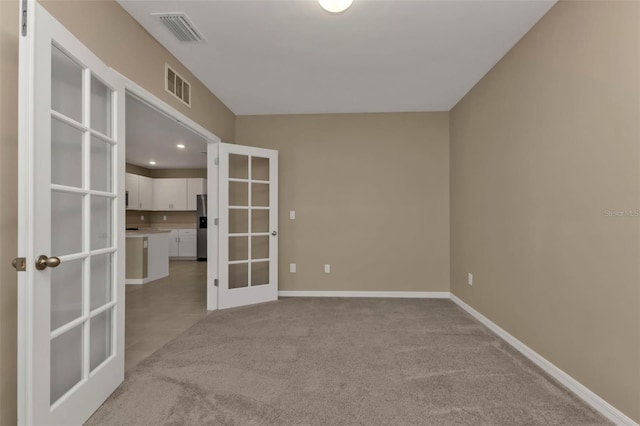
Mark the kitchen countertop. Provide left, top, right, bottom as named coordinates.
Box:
left=125, top=228, right=171, bottom=236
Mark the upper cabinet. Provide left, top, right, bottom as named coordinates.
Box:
left=125, top=173, right=140, bottom=210
left=153, top=178, right=187, bottom=210
left=138, top=176, right=154, bottom=210
left=186, top=178, right=207, bottom=211
left=127, top=173, right=206, bottom=211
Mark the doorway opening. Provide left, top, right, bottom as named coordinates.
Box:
left=123, top=92, right=211, bottom=371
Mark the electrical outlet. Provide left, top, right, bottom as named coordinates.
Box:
left=290, top=210, right=296, bottom=220
left=140, top=215, right=144, bottom=221
left=324, top=264, right=331, bottom=273
left=163, top=215, right=167, bottom=221
left=290, top=263, right=296, bottom=273
left=468, top=273, right=473, bottom=286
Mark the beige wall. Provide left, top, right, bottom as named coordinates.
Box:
left=150, top=168, right=207, bottom=179
left=0, top=1, right=20, bottom=425
left=40, top=0, right=236, bottom=143
left=236, top=113, right=450, bottom=293
left=450, top=1, right=640, bottom=422
left=125, top=163, right=152, bottom=177
left=126, top=164, right=206, bottom=178
left=0, top=0, right=235, bottom=423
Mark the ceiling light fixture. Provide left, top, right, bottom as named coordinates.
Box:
left=177, top=144, right=185, bottom=149
left=149, top=161, right=156, bottom=165
left=319, top=0, right=353, bottom=13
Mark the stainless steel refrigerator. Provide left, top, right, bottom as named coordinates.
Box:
left=196, top=194, right=207, bottom=261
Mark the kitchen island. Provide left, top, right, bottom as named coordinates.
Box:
left=125, top=229, right=170, bottom=285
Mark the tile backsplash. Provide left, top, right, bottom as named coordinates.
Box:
left=126, top=210, right=197, bottom=229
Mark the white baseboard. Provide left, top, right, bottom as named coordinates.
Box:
left=450, top=294, right=638, bottom=426
left=278, top=291, right=450, bottom=299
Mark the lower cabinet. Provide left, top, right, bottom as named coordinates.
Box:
left=168, top=229, right=197, bottom=258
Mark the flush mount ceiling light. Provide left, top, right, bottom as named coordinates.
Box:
left=177, top=144, right=185, bottom=149
left=319, top=0, right=353, bottom=13
left=149, top=160, right=156, bottom=165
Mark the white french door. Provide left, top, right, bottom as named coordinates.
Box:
left=17, top=2, right=125, bottom=425
left=218, top=143, right=278, bottom=309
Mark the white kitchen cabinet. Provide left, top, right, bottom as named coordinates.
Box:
left=186, top=178, right=207, bottom=211
left=178, top=229, right=197, bottom=257
left=168, top=229, right=197, bottom=258
left=125, top=173, right=139, bottom=210
left=153, top=178, right=187, bottom=210
left=138, top=176, right=154, bottom=210
left=168, top=230, right=180, bottom=257
left=126, top=173, right=154, bottom=210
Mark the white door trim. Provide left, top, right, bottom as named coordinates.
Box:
left=110, top=70, right=221, bottom=311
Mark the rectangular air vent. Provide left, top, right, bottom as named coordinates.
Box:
left=165, top=64, right=191, bottom=107
left=155, top=13, right=204, bottom=42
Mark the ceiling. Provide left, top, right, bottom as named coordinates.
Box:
left=126, top=94, right=208, bottom=169
left=118, top=0, right=556, bottom=115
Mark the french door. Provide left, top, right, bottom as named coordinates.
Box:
left=17, top=2, right=125, bottom=424
left=218, top=143, right=278, bottom=309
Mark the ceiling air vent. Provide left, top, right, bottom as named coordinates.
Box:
left=155, top=13, right=204, bottom=42
left=165, top=64, right=191, bottom=108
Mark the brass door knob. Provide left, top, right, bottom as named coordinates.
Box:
left=35, top=255, right=61, bottom=270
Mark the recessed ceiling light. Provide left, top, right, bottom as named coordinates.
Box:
left=177, top=144, right=185, bottom=149
left=319, top=0, right=353, bottom=13
left=149, top=161, right=156, bottom=165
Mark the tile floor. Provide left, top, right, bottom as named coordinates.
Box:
left=125, top=260, right=209, bottom=372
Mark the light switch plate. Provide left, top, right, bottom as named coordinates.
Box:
left=290, top=210, right=296, bottom=220
left=324, top=264, right=330, bottom=273
left=290, top=263, right=296, bottom=273
left=468, top=273, right=473, bottom=286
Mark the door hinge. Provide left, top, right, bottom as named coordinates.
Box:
left=214, top=157, right=219, bottom=166
left=12, top=257, right=27, bottom=272
left=214, top=278, right=219, bottom=287
left=21, top=0, right=27, bottom=36
left=214, top=218, right=219, bottom=226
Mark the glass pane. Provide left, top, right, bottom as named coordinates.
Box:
left=251, top=261, right=269, bottom=286
left=90, top=75, right=112, bottom=136
left=51, top=45, right=83, bottom=123
left=251, top=235, right=269, bottom=260
left=229, top=154, right=248, bottom=179
left=90, top=309, right=112, bottom=371
left=251, top=156, right=270, bottom=181
left=52, top=191, right=83, bottom=256
left=51, top=259, right=83, bottom=331
left=229, top=263, right=248, bottom=289
left=229, top=209, right=248, bottom=234
left=229, top=181, right=248, bottom=206
left=91, top=196, right=112, bottom=250
left=251, top=209, right=269, bottom=233
left=183, top=83, right=190, bottom=104
left=90, top=254, right=112, bottom=310
left=51, top=325, right=83, bottom=404
left=252, top=183, right=269, bottom=207
left=51, top=118, right=83, bottom=188
left=91, top=136, right=112, bottom=192
left=229, top=236, right=248, bottom=261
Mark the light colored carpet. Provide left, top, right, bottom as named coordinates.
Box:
left=86, top=298, right=610, bottom=425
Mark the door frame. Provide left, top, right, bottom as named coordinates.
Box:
left=113, top=71, right=221, bottom=311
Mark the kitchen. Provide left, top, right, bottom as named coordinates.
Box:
left=123, top=93, right=210, bottom=371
